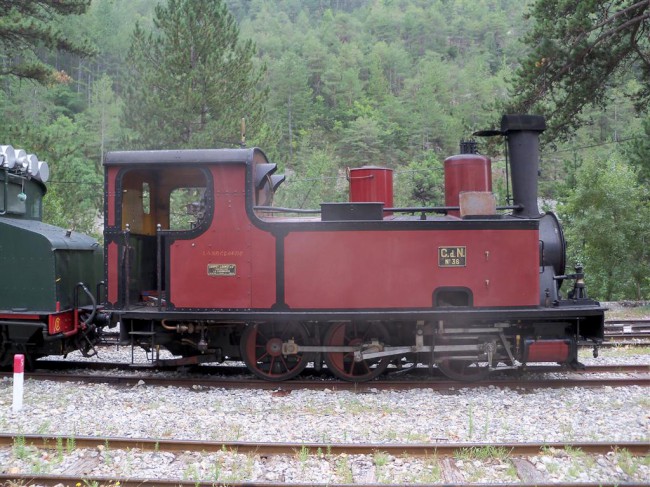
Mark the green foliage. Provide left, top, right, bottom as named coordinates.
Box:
left=0, top=79, right=104, bottom=235
left=338, top=115, right=389, bottom=166
left=505, top=0, right=650, bottom=141
left=122, top=0, right=268, bottom=149
left=275, top=139, right=345, bottom=209
left=560, top=154, right=650, bottom=300
left=1, top=0, right=648, bottom=300
left=267, top=51, right=314, bottom=160
left=626, top=115, right=650, bottom=185
left=38, top=116, right=103, bottom=236
left=0, top=0, right=94, bottom=83
left=239, top=0, right=526, bottom=165
left=80, top=75, right=125, bottom=163
left=394, top=153, right=444, bottom=207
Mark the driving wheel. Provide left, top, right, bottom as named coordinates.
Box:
left=323, top=322, right=390, bottom=382
left=240, top=322, right=310, bottom=381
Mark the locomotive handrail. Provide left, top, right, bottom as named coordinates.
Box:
left=254, top=206, right=321, bottom=214
left=254, top=204, right=522, bottom=215
left=387, top=205, right=522, bottom=213
left=385, top=206, right=455, bottom=214
left=96, top=281, right=106, bottom=306
left=123, top=225, right=130, bottom=309
left=156, top=223, right=162, bottom=312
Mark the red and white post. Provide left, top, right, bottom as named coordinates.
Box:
left=13, top=354, right=24, bottom=412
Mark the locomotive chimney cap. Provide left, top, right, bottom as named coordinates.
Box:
left=500, top=114, right=546, bottom=133
left=473, top=114, right=546, bottom=137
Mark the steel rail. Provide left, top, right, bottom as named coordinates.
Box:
left=1, top=437, right=648, bottom=487
left=0, top=476, right=644, bottom=487
left=1, top=370, right=648, bottom=390
left=25, top=360, right=650, bottom=375
left=598, top=340, right=650, bottom=347
left=605, top=335, right=650, bottom=340
left=1, top=436, right=648, bottom=487
left=0, top=434, right=648, bottom=456
left=605, top=318, right=650, bottom=324
left=1, top=374, right=650, bottom=392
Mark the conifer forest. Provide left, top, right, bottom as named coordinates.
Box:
left=1, top=0, right=649, bottom=300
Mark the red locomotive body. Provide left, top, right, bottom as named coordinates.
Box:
left=102, top=115, right=605, bottom=382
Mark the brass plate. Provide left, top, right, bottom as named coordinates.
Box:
left=438, top=246, right=466, bottom=267
left=207, top=263, right=237, bottom=277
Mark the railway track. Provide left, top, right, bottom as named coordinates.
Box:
left=604, top=318, right=650, bottom=332
left=0, top=435, right=650, bottom=487
left=1, top=433, right=648, bottom=456
left=26, top=360, right=650, bottom=375
left=2, top=364, right=648, bottom=390
left=0, top=477, right=644, bottom=487
left=0, top=435, right=648, bottom=487
left=2, top=318, right=645, bottom=486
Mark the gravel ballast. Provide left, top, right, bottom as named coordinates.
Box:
left=0, top=347, right=648, bottom=483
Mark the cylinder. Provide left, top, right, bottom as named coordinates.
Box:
left=349, top=166, right=393, bottom=215
left=444, top=155, right=492, bottom=217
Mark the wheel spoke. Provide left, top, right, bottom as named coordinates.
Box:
left=279, top=355, right=290, bottom=373
left=240, top=323, right=309, bottom=381
left=345, top=355, right=355, bottom=375
left=438, top=359, right=491, bottom=382
left=361, top=360, right=370, bottom=374
left=324, top=322, right=390, bottom=382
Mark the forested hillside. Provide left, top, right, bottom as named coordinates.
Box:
left=1, top=0, right=649, bottom=300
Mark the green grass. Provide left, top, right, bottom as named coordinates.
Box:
left=297, top=445, right=310, bottom=462
left=335, top=455, right=354, bottom=483
left=454, top=445, right=512, bottom=461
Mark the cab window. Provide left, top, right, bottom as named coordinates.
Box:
left=120, top=167, right=210, bottom=234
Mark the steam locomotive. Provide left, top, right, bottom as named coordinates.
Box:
left=0, top=114, right=605, bottom=381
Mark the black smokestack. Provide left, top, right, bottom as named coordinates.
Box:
left=500, top=114, right=546, bottom=218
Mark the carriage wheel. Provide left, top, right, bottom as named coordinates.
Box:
left=323, top=322, right=390, bottom=382
left=437, top=359, right=492, bottom=382
left=240, top=322, right=310, bottom=381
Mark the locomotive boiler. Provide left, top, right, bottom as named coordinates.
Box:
left=99, top=114, right=605, bottom=381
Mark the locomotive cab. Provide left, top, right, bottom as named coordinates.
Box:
left=104, top=149, right=281, bottom=313
left=105, top=162, right=213, bottom=307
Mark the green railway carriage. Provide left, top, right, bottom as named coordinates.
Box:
left=0, top=148, right=103, bottom=367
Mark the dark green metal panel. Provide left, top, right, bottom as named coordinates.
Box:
left=54, top=247, right=104, bottom=309
left=0, top=217, right=102, bottom=312
left=0, top=218, right=56, bottom=311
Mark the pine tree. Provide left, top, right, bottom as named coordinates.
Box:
left=505, top=0, right=650, bottom=141
left=0, top=0, right=94, bottom=83
left=122, top=0, right=267, bottom=149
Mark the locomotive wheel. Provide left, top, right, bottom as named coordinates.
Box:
left=240, top=322, right=310, bottom=381
left=323, top=322, right=390, bottom=382
left=437, top=359, right=491, bottom=382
